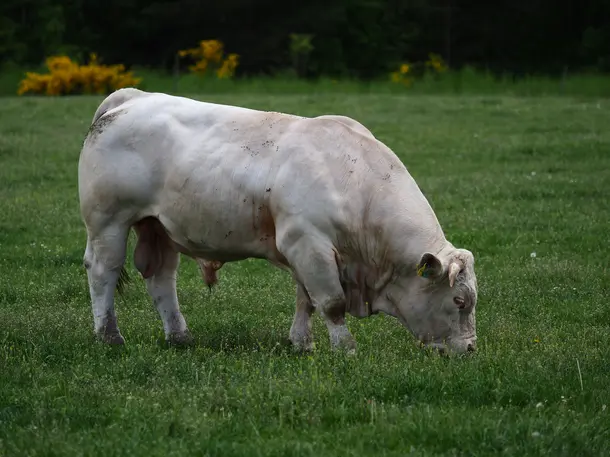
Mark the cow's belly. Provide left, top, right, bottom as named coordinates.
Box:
left=147, top=186, right=283, bottom=265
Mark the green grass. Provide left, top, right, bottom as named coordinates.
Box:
left=139, top=68, right=610, bottom=98
left=1, top=92, right=609, bottom=456
left=2, top=64, right=610, bottom=97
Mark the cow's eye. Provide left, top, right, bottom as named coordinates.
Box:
left=453, top=296, right=465, bottom=309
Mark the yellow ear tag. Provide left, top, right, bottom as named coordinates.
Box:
left=417, top=263, right=428, bottom=278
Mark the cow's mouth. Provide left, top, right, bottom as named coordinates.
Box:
left=421, top=336, right=477, bottom=356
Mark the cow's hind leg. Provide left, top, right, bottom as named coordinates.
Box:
left=277, top=226, right=356, bottom=353
left=289, top=283, right=315, bottom=352
left=84, top=224, right=129, bottom=344
left=133, top=217, right=192, bottom=346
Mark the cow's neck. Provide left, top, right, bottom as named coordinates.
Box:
left=366, top=192, right=447, bottom=268
left=338, top=169, right=450, bottom=316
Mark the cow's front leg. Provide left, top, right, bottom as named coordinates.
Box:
left=319, top=299, right=356, bottom=354
left=84, top=226, right=128, bottom=345
left=278, top=228, right=356, bottom=353
left=289, top=283, right=315, bottom=352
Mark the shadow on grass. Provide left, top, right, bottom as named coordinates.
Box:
left=151, top=321, right=303, bottom=356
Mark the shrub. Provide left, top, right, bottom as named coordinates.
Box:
left=289, top=33, right=314, bottom=78
left=390, top=63, right=414, bottom=87
left=17, top=54, right=142, bottom=96
left=390, top=53, right=448, bottom=87
left=178, top=40, right=239, bottom=79
left=425, top=53, right=448, bottom=74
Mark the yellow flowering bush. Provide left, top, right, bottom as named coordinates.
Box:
left=390, top=53, right=448, bottom=87
left=178, top=39, right=239, bottom=79
left=425, top=53, right=448, bottom=73
left=390, top=63, right=414, bottom=87
left=18, top=54, right=142, bottom=96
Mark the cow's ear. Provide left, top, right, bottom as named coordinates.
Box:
left=416, top=252, right=444, bottom=279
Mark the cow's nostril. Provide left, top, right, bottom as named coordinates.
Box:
left=467, top=343, right=476, bottom=352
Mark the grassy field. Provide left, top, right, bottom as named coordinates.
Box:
left=0, top=91, right=609, bottom=456
left=3, top=64, right=610, bottom=98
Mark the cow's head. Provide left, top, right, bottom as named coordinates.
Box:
left=377, top=247, right=478, bottom=355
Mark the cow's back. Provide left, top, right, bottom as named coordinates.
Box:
left=79, top=90, right=412, bottom=264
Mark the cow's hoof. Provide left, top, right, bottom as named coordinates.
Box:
left=289, top=332, right=314, bottom=353
left=167, top=330, right=194, bottom=347
left=291, top=339, right=315, bottom=353
left=329, top=327, right=357, bottom=354
left=95, top=331, right=125, bottom=345
left=331, top=337, right=357, bottom=354
left=333, top=340, right=357, bottom=355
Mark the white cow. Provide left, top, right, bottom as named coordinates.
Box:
left=78, top=88, right=478, bottom=355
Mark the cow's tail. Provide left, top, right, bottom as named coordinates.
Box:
left=90, top=87, right=145, bottom=125
left=115, top=266, right=131, bottom=297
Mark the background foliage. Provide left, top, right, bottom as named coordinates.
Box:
left=1, top=0, right=609, bottom=79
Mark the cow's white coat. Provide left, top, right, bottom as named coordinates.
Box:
left=78, top=88, right=478, bottom=354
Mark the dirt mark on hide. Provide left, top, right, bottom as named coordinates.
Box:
left=85, top=110, right=124, bottom=144
left=251, top=201, right=288, bottom=266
